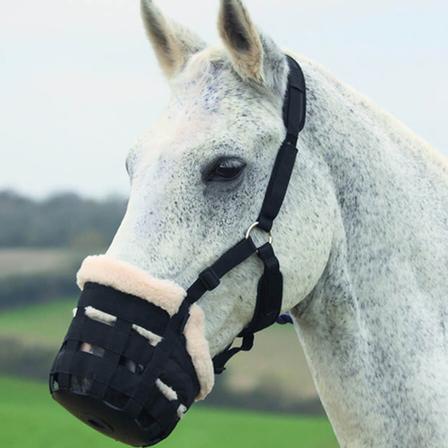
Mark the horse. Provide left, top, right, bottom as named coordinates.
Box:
left=71, top=1, right=448, bottom=446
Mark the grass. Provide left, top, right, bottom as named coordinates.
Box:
left=0, top=300, right=75, bottom=347
left=0, top=376, right=338, bottom=448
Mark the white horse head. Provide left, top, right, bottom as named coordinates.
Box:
left=107, top=0, right=333, bottom=357
left=83, top=1, right=448, bottom=446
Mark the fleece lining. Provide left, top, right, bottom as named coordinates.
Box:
left=77, top=255, right=186, bottom=317
left=185, top=304, right=215, bottom=400
left=76, top=254, right=214, bottom=401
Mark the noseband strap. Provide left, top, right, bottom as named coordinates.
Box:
left=187, top=55, right=306, bottom=374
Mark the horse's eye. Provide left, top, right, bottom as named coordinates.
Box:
left=203, top=157, right=247, bottom=183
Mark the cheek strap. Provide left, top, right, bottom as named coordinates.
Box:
left=186, top=239, right=284, bottom=374
left=184, top=55, right=306, bottom=374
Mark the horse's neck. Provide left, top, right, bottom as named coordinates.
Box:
left=293, top=59, right=448, bottom=447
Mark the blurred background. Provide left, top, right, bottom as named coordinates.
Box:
left=0, top=1, right=446, bottom=447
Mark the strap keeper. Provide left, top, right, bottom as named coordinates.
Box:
left=285, top=133, right=298, bottom=147
left=198, top=268, right=220, bottom=291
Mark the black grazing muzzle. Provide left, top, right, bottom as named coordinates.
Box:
left=50, top=283, right=202, bottom=446
left=50, top=55, right=306, bottom=447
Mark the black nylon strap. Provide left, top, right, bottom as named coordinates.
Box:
left=242, top=243, right=283, bottom=335
left=257, top=141, right=298, bottom=232
left=257, top=56, right=306, bottom=232
left=186, top=238, right=257, bottom=303
left=282, top=56, right=307, bottom=144
left=212, top=333, right=254, bottom=374
left=213, top=243, right=283, bottom=374
left=126, top=301, right=194, bottom=418
left=80, top=283, right=169, bottom=333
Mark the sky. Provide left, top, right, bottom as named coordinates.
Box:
left=1, top=0, right=447, bottom=198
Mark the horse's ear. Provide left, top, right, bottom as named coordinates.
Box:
left=218, top=0, right=288, bottom=96
left=141, top=0, right=206, bottom=79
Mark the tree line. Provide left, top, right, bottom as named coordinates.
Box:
left=0, top=190, right=127, bottom=248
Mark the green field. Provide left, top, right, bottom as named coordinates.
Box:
left=0, top=300, right=75, bottom=347
left=0, top=377, right=337, bottom=448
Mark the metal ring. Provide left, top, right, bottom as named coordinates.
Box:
left=245, top=222, right=273, bottom=245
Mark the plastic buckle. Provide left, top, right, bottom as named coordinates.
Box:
left=198, top=268, right=220, bottom=291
